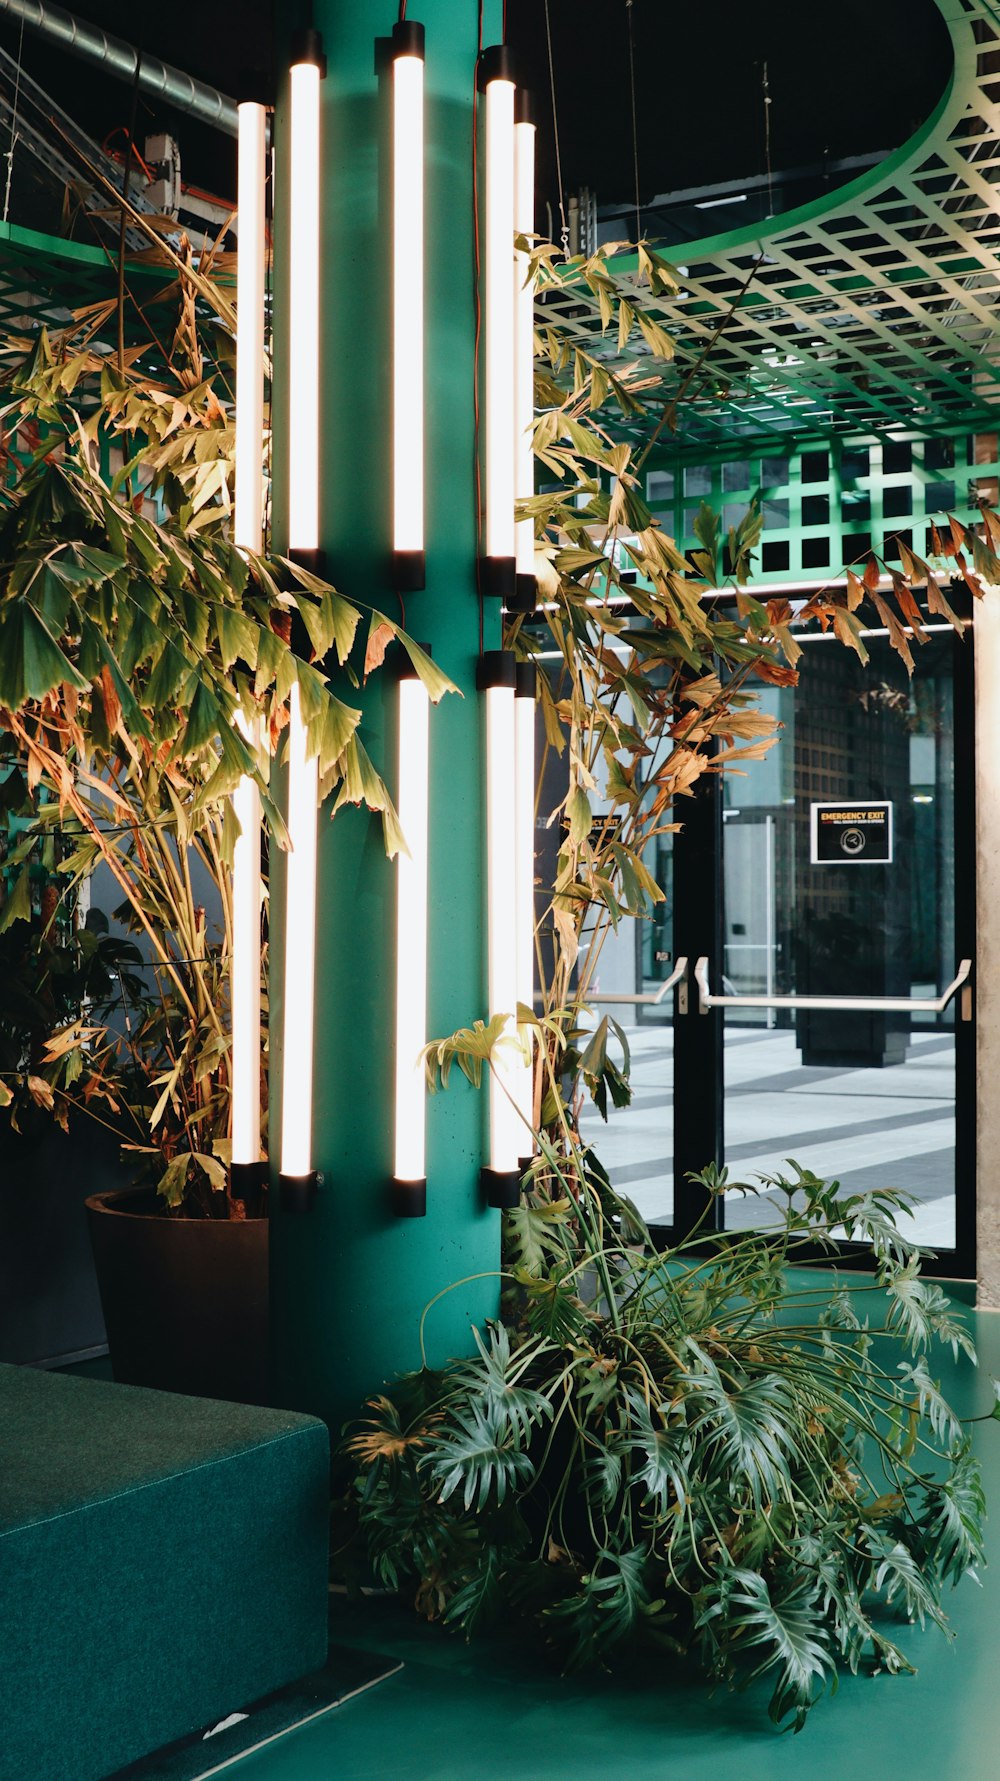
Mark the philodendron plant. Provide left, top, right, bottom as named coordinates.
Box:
left=0, top=266, right=453, bottom=1213
left=342, top=1151, right=994, bottom=1729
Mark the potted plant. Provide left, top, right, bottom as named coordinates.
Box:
left=0, top=244, right=450, bottom=1400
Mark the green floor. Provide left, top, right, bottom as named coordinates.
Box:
left=219, top=1302, right=1000, bottom=1781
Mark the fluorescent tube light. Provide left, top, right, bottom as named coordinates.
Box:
left=391, top=21, right=426, bottom=590
left=393, top=664, right=430, bottom=1215
left=477, top=46, right=516, bottom=600
left=512, top=89, right=536, bottom=615
left=477, top=651, right=522, bottom=1207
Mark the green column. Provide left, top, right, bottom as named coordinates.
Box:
left=269, top=0, right=504, bottom=1427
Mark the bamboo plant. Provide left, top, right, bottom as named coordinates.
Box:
left=0, top=255, right=452, bottom=1212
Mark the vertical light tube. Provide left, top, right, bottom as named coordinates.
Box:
left=391, top=21, right=425, bottom=590
left=513, top=662, right=536, bottom=1155
left=393, top=666, right=430, bottom=1216
left=280, top=682, right=319, bottom=1186
left=477, top=46, right=516, bottom=600
left=477, top=651, right=521, bottom=1206
left=288, top=36, right=324, bottom=556
left=231, top=98, right=267, bottom=1194
left=231, top=720, right=262, bottom=1177
left=513, top=92, right=537, bottom=614
left=234, top=99, right=267, bottom=560
left=281, top=30, right=324, bottom=1207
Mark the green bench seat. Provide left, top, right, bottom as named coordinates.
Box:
left=0, top=1362, right=329, bottom=1781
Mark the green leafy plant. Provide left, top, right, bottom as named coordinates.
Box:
left=508, top=237, right=1000, bottom=1140
left=343, top=1163, right=990, bottom=1729
left=340, top=238, right=999, bottom=1723
left=0, top=257, right=452, bottom=1212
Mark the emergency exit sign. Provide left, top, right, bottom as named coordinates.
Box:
left=810, top=800, right=893, bottom=865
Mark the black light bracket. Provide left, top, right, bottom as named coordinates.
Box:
left=290, top=27, right=327, bottom=77
left=375, top=19, right=426, bottom=73
left=393, top=639, right=432, bottom=681
left=391, top=1177, right=428, bottom=1219
left=279, top=1170, right=320, bottom=1214
left=515, top=86, right=535, bottom=126
left=481, top=1165, right=521, bottom=1210
left=287, top=545, right=327, bottom=580
left=478, top=554, right=517, bottom=601
left=476, top=649, right=517, bottom=693
left=390, top=548, right=426, bottom=592
left=506, top=574, right=539, bottom=617
left=230, top=1161, right=268, bottom=1218
left=477, top=43, right=516, bottom=90
left=395, top=18, right=425, bottom=58
left=514, top=658, right=537, bottom=700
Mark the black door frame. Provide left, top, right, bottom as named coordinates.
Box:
left=652, top=620, right=977, bottom=1281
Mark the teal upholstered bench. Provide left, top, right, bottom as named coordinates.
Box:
left=0, top=1363, right=329, bottom=1781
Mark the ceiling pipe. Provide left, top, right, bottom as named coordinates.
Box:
left=0, top=0, right=238, bottom=135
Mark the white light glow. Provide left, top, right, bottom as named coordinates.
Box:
left=483, top=73, right=516, bottom=562
left=231, top=717, right=262, bottom=1167
left=393, top=53, right=424, bottom=553
left=514, top=115, right=535, bottom=581
left=484, top=681, right=521, bottom=1173
left=512, top=685, right=535, bottom=1141
left=394, top=677, right=430, bottom=1180
left=280, top=683, right=319, bottom=1178
left=231, top=101, right=266, bottom=1170
left=235, top=100, right=266, bottom=557
left=288, top=60, right=320, bottom=553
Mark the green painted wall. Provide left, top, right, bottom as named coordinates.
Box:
left=270, top=0, right=503, bottom=1428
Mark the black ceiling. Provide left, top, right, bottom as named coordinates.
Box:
left=0, top=0, right=952, bottom=239
left=510, top=0, right=951, bottom=222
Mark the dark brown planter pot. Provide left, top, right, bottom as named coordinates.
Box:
left=85, top=1188, right=268, bottom=1405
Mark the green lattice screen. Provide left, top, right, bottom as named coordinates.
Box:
left=539, top=0, right=1000, bottom=455
left=0, top=221, right=181, bottom=335
left=640, top=427, right=999, bottom=586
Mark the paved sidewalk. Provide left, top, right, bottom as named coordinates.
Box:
left=579, top=1025, right=955, bottom=1248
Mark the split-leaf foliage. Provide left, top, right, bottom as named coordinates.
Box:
left=343, top=1162, right=996, bottom=1731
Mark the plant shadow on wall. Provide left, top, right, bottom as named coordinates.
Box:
left=0, top=229, right=453, bottom=1219
left=339, top=238, right=1000, bottom=1727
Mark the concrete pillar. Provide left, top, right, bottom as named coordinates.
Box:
left=269, top=0, right=504, bottom=1425
left=975, top=598, right=1000, bottom=1306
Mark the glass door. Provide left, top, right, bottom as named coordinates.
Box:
left=668, top=622, right=975, bottom=1274
left=578, top=833, right=675, bottom=1229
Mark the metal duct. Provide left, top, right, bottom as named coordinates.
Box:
left=0, top=0, right=238, bottom=135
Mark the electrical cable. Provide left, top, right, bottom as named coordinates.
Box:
left=473, top=0, right=484, bottom=655
left=3, top=11, right=24, bottom=224
left=542, top=0, right=568, bottom=255
left=762, top=58, right=773, bottom=219
left=626, top=0, right=640, bottom=244
left=102, top=125, right=157, bottom=184
left=117, top=53, right=142, bottom=381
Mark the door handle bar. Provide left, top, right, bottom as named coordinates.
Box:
left=693, top=956, right=972, bottom=1016
left=590, top=956, right=689, bottom=1006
